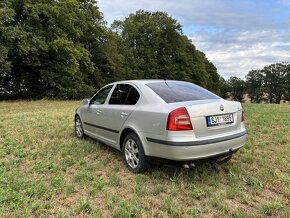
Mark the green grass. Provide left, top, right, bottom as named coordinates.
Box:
left=0, top=100, right=289, bottom=217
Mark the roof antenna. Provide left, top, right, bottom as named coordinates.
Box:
left=164, top=78, right=169, bottom=87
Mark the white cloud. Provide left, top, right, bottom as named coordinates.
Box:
left=98, top=0, right=271, bottom=29
left=278, top=0, right=290, bottom=5
left=190, top=30, right=290, bottom=78
left=97, top=0, right=290, bottom=78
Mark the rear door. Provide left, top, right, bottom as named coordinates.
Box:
left=98, top=83, right=141, bottom=147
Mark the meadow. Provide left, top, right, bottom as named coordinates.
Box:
left=0, top=101, right=289, bottom=217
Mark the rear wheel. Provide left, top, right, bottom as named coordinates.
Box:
left=75, top=115, right=85, bottom=139
left=122, top=133, right=150, bottom=173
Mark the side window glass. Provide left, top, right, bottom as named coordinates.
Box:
left=125, top=87, right=140, bottom=105
left=109, top=84, right=131, bottom=105
left=91, top=85, right=113, bottom=105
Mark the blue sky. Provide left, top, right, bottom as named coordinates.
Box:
left=97, top=0, right=290, bottom=78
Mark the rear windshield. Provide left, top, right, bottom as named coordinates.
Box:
left=147, top=81, right=220, bottom=103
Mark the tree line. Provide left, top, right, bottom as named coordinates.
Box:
left=0, top=0, right=220, bottom=100
left=1, top=1, right=289, bottom=102
left=220, top=62, right=290, bottom=104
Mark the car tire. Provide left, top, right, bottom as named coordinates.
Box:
left=122, top=133, right=150, bottom=173
left=75, top=115, right=85, bottom=139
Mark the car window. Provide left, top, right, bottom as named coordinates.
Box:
left=125, top=86, right=140, bottom=105
left=147, top=82, right=220, bottom=103
left=109, top=84, right=140, bottom=105
left=90, top=85, right=113, bottom=105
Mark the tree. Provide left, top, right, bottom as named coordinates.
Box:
left=228, top=76, right=246, bottom=102
left=111, top=10, right=220, bottom=92
left=1, top=6, right=222, bottom=99
left=0, top=2, right=14, bottom=98
left=245, top=70, right=264, bottom=103
left=219, top=77, right=230, bottom=99
left=1, top=0, right=106, bottom=99
left=262, top=63, right=288, bottom=104
left=204, top=59, right=220, bottom=94
left=91, top=29, right=127, bottom=87
left=283, top=64, right=290, bottom=103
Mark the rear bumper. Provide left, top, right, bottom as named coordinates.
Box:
left=143, top=130, right=247, bottom=161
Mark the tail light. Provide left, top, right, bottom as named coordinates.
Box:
left=242, top=110, right=245, bottom=122
left=167, top=107, right=193, bottom=131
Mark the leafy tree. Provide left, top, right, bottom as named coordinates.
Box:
left=1, top=6, right=222, bottom=99
left=219, top=77, right=230, bottom=99
left=111, top=10, right=219, bottom=92
left=262, top=63, right=288, bottom=104
left=228, top=76, right=246, bottom=102
left=91, top=29, right=127, bottom=87
left=0, top=2, right=14, bottom=98
left=112, top=10, right=183, bottom=79
left=282, top=64, right=290, bottom=103
left=245, top=70, right=264, bottom=103
left=1, top=0, right=106, bottom=99
left=204, top=59, right=220, bottom=94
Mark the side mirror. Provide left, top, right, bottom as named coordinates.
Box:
left=82, top=98, right=90, bottom=105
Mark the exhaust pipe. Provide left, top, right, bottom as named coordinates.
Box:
left=189, top=163, right=195, bottom=167
left=182, top=163, right=195, bottom=169
left=182, top=164, right=190, bottom=169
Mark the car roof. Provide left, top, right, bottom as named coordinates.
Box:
left=113, top=79, right=189, bottom=85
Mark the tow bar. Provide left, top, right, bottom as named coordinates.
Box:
left=215, top=148, right=233, bottom=164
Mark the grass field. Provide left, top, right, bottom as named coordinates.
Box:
left=0, top=101, right=289, bottom=217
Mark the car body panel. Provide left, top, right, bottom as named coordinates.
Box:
left=98, top=104, right=136, bottom=147
left=143, top=131, right=246, bottom=160
left=82, top=105, right=104, bottom=137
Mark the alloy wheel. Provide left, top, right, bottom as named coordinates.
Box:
left=124, top=139, right=139, bottom=168
left=75, top=117, right=83, bottom=138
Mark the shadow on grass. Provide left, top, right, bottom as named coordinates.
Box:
left=81, top=134, right=229, bottom=184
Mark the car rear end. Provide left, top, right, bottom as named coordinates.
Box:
left=142, top=81, right=247, bottom=162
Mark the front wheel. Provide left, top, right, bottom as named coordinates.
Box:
left=75, top=115, right=85, bottom=139
left=122, top=133, right=150, bottom=173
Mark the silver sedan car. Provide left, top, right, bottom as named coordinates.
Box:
left=75, top=80, right=247, bottom=173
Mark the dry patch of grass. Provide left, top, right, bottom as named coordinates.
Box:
left=0, top=101, right=289, bottom=217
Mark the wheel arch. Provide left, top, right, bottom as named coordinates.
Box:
left=119, top=127, right=141, bottom=151
left=75, top=113, right=80, bottom=120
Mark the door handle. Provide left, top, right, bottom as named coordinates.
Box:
left=96, top=109, right=102, bottom=114
left=121, top=112, right=127, bottom=118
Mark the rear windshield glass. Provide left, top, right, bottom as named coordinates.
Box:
left=147, top=82, right=220, bottom=103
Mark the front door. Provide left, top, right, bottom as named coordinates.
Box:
left=82, top=84, right=113, bottom=138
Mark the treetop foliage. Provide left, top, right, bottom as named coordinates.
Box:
left=1, top=0, right=107, bottom=99
left=220, top=62, right=290, bottom=104
left=0, top=2, right=220, bottom=99
left=0, top=2, right=288, bottom=102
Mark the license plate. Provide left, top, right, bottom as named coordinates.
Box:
left=206, top=114, right=234, bottom=127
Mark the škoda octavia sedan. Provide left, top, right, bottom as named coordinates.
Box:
left=75, top=80, right=247, bottom=173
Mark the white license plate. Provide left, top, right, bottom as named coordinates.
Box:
left=206, top=114, right=234, bottom=127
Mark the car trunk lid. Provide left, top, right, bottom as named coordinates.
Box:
left=184, top=99, right=243, bottom=138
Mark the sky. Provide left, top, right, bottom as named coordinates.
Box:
left=97, top=0, right=290, bottom=79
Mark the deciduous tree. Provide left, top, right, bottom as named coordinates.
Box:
left=228, top=76, right=246, bottom=102
left=111, top=10, right=219, bottom=92
left=246, top=70, right=264, bottom=103
left=1, top=0, right=105, bottom=99
left=262, top=63, right=288, bottom=104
